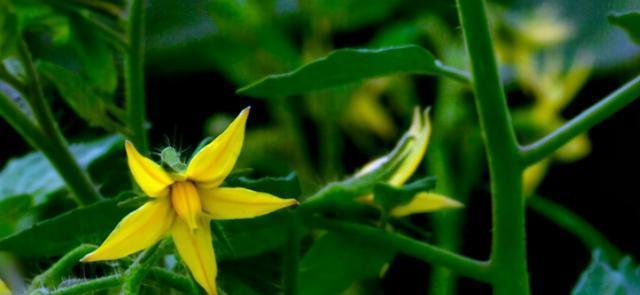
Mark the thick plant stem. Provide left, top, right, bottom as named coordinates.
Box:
left=528, top=196, right=622, bottom=262
left=124, top=0, right=149, bottom=153
left=521, top=75, right=640, bottom=166
left=456, top=0, right=530, bottom=294
left=13, top=41, right=101, bottom=206
left=306, top=217, right=491, bottom=283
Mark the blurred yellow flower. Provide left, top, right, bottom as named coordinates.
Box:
left=343, top=78, right=397, bottom=140
left=516, top=4, right=573, bottom=48
left=0, top=278, right=9, bottom=295
left=496, top=7, right=593, bottom=196
left=357, top=107, right=463, bottom=217
left=81, top=107, right=297, bottom=295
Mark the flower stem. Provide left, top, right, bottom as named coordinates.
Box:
left=456, top=0, right=530, bottom=294
left=29, top=245, right=96, bottom=291
left=48, top=275, right=121, bottom=295
left=9, top=41, right=101, bottom=206
left=147, top=267, right=194, bottom=293
left=527, top=196, right=622, bottom=262
left=520, top=75, right=640, bottom=166
left=122, top=240, right=167, bottom=294
left=124, top=0, right=149, bottom=153
left=305, top=217, right=491, bottom=283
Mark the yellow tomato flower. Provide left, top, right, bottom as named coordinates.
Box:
left=0, top=278, right=9, bottom=295
left=516, top=4, right=573, bottom=48
left=343, top=78, right=397, bottom=140
left=357, top=107, right=463, bottom=217
left=81, top=107, right=298, bottom=295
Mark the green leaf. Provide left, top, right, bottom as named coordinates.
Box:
left=214, top=211, right=292, bottom=261
left=238, top=45, right=452, bottom=98
left=224, top=172, right=301, bottom=199
left=37, top=61, right=110, bottom=127
left=70, top=18, right=118, bottom=95
left=609, top=12, right=640, bottom=44
left=214, top=173, right=301, bottom=260
left=0, top=194, right=33, bottom=238
left=373, top=176, right=437, bottom=213
left=299, top=232, right=395, bottom=295
left=0, top=135, right=123, bottom=203
left=572, top=250, right=640, bottom=295
left=0, top=199, right=129, bottom=257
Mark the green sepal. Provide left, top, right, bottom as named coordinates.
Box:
left=300, top=133, right=414, bottom=214
left=373, top=176, right=437, bottom=214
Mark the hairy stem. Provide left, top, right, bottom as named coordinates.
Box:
left=47, top=275, right=121, bottom=295
left=13, top=41, right=101, bottom=206
left=124, top=0, right=149, bottom=152
left=456, top=0, right=529, bottom=294
left=122, top=240, right=167, bottom=294
left=30, top=245, right=96, bottom=291
left=521, top=75, right=640, bottom=166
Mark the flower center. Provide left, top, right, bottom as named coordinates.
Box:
left=170, top=181, right=202, bottom=230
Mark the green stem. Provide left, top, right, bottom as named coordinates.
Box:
left=13, top=41, right=101, bottom=206
left=435, top=63, right=470, bottom=84
left=428, top=49, right=473, bottom=295
left=527, top=196, right=622, bottom=262
left=305, top=217, right=491, bottom=283
left=456, top=0, right=529, bottom=294
left=283, top=212, right=301, bottom=295
left=147, top=267, right=194, bottom=293
left=124, top=0, right=149, bottom=152
left=30, top=245, right=96, bottom=291
left=47, top=275, right=121, bottom=295
left=521, top=75, right=640, bottom=166
left=122, top=240, right=167, bottom=294
left=0, top=92, right=43, bottom=149
left=428, top=142, right=468, bottom=295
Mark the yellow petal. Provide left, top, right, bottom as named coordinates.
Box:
left=81, top=198, right=174, bottom=262
left=0, top=279, right=9, bottom=295
left=186, top=107, right=250, bottom=188
left=388, top=107, right=431, bottom=186
left=200, top=187, right=298, bottom=220
left=390, top=192, right=463, bottom=217
left=125, top=141, right=174, bottom=197
left=172, top=218, right=217, bottom=295
left=170, top=181, right=202, bottom=230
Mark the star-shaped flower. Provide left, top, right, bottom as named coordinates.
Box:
left=81, top=107, right=298, bottom=294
